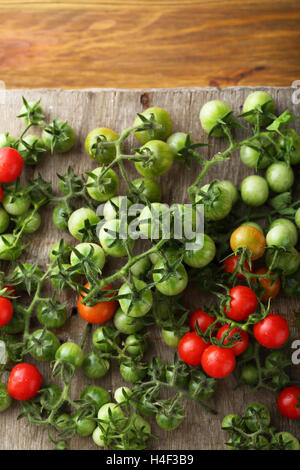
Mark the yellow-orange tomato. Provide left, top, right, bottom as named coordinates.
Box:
left=230, top=225, right=266, bottom=260
left=254, top=267, right=281, bottom=303
left=78, top=283, right=117, bottom=324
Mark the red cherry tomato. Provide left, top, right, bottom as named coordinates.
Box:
left=0, top=147, right=24, bottom=183
left=253, top=313, right=289, bottom=348
left=225, top=285, right=258, bottom=321
left=178, top=332, right=209, bottom=366
left=216, top=324, right=249, bottom=356
left=0, top=296, right=13, bottom=327
left=201, top=345, right=236, bottom=378
left=78, top=283, right=117, bottom=324
left=189, top=309, right=215, bottom=333
left=7, top=363, right=42, bottom=400
left=277, top=386, right=300, bottom=419
left=223, top=255, right=251, bottom=280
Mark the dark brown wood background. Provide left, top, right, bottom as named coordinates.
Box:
left=0, top=1, right=299, bottom=89
left=0, top=87, right=299, bottom=450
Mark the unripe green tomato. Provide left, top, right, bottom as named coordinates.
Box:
left=68, top=207, right=100, bottom=241
left=153, top=261, right=188, bottom=296
left=124, top=334, right=147, bottom=357
left=183, top=233, right=216, bottom=269
left=118, top=278, right=152, bottom=317
left=70, top=242, right=105, bottom=274
left=128, top=177, right=162, bottom=203
left=242, top=91, right=275, bottom=126
left=135, top=140, right=174, bottom=178
left=27, top=329, right=60, bottom=362
left=240, top=175, right=269, bottom=207
left=82, top=353, right=110, bottom=379
left=278, top=129, right=300, bottom=165
left=240, top=141, right=272, bottom=169
left=161, top=328, right=181, bottom=348
left=49, top=240, right=71, bottom=263
left=266, top=162, right=294, bottom=193
left=266, top=225, right=293, bottom=248
left=0, top=234, right=22, bottom=260
left=0, top=208, right=10, bottom=233
left=113, top=308, right=145, bottom=334
left=17, top=211, right=41, bottom=234
left=295, top=208, right=300, bottom=229
left=72, top=411, right=96, bottom=437
left=103, top=196, right=132, bottom=220
left=18, top=135, right=46, bottom=166
left=2, top=192, right=31, bottom=216
left=133, top=107, right=173, bottom=144
left=244, top=402, right=271, bottom=432
left=55, top=342, right=84, bottom=368
left=36, top=301, right=68, bottom=329
left=219, top=180, right=239, bottom=205
left=199, top=100, right=232, bottom=137
left=92, top=427, right=105, bottom=447
left=53, top=205, right=70, bottom=231
left=85, top=127, right=119, bottom=164
left=130, top=256, right=151, bottom=278
left=19, top=101, right=44, bottom=126
left=166, top=132, right=193, bottom=162
left=99, top=219, right=134, bottom=257
left=240, top=364, right=259, bottom=385
left=269, top=218, right=298, bottom=246
left=42, top=121, right=76, bottom=153
left=138, top=203, right=170, bottom=239
left=81, top=385, right=110, bottom=409
left=92, top=326, right=120, bottom=353
left=272, top=432, right=300, bottom=450
left=86, top=167, right=119, bottom=202
left=0, top=133, right=16, bottom=149
left=120, top=361, right=146, bottom=383
left=222, top=413, right=242, bottom=430
left=266, top=247, right=300, bottom=275
left=114, top=386, right=132, bottom=404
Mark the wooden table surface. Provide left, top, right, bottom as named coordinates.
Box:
left=0, top=1, right=299, bottom=89
left=0, top=87, right=299, bottom=450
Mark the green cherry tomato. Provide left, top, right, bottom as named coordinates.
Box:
left=53, top=205, right=70, bottom=231
left=128, top=177, right=162, bottom=203
left=138, top=203, right=170, bottom=239
left=125, top=334, right=147, bottom=357
left=92, top=427, right=105, bottom=447
left=219, top=180, right=239, bottom=205
left=119, top=278, right=153, bottom=317
left=240, top=175, right=269, bottom=207
left=19, top=100, right=44, bottom=126
left=120, top=361, right=146, bottom=383
left=86, top=167, right=119, bottom=202
left=114, top=386, right=133, bottom=404
left=16, top=211, right=41, bottom=234
left=113, top=308, right=145, bottom=334
left=272, top=432, right=300, bottom=450
left=49, top=240, right=71, bottom=263
left=244, top=402, right=271, bottom=432
left=97, top=402, right=125, bottom=430
left=133, top=107, right=173, bottom=144
left=240, top=364, right=259, bottom=385
left=188, top=370, right=216, bottom=400
left=18, top=135, right=46, bottom=166
left=0, top=234, right=22, bottom=261
left=265, top=351, right=289, bottom=372
left=103, top=196, right=132, bottom=221
left=240, top=140, right=272, bottom=169
left=266, top=225, right=293, bottom=248
left=166, top=132, right=198, bottom=162
left=80, top=385, right=110, bottom=409
left=266, top=246, right=300, bottom=275
left=0, top=133, right=16, bottom=149
left=82, top=352, right=110, bottom=379
left=40, top=384, right=62, bottom=411
left=27, top=329, right=60, bottom=362
left=135, top=140, right=174, bottom=178
left=0, top=383, right=12, bottom=412
left=92, top=326, right=120, bottom=353
left=68, top=207, right=100, bottom=241
left=269, top=218, right=298, bottom=246
left=222, top=413, right=242, bottom=430
left=73, top=411, right=96, bottom=437
left=0, top=208, right=10, bottom=233
left=295, top=208, right=300, bottom=229
left=55, top=342, right=84, bottom=368
left=196, top=182, right=232, bottom=221
left=156, top=411, right=184, bottom=430
left=242, top=91, right=275, bottom=126
left=153, top=260, right=188, bottom=296
left=199, top=100, right=232, bottom=137
left=278, top=129, right=300, bottom=165
left=85, top=127, right=119, bottom=164
left=130, top=256, right=151, bottom=278
left=161, top=328, right=181, bottom=348
left=70, top=242, right=105, bottom=274
left=99, top=219, right=134, bottom=257
left=2, top=191, right=31, bottom=216
left=266, top=162, right=294, bottom=193
left=42, top=120, right=76, bottom=153
left=183, top=233, right=216, bottom=268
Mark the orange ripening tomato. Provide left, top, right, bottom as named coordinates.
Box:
left=78, top=283, right=117, bottom=324
left=230, top=225, right=266, bottom=260
left=254, top=267, right=281, bottom=303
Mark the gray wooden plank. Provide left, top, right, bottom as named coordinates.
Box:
left=0, top=87, right=299, bottom=450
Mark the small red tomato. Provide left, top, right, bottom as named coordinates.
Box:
left=78, top=283, right=117, bottom=324
left=178, top=332, right=209, bottom=366
left=223, top=255, right=251, bottom=280
left=189, top=309, right=215, bottom=333
left=253, top=313, right=289, bottom=349
left=216, top=324, right=249, bottom=356
left=201, top=345, right=236, bottom=378
left=0, top=185, right=3, bottom=202
left=0, top=296, right=13, bottom=327
left=225, top=285, right=258, bottom=321
left=0, top=147, right=24, bottom=183
left=8, top=363, right=42, bottom=400
left=277, top=386, right=300, bottom=419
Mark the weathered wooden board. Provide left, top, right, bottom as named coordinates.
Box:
left=0, top=87, right=299, bottom=450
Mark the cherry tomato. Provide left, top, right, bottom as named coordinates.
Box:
left=0, top=297, right=13, bottom=327
left=68, top=207, right=100, bottom=241
left=242, top=91, right=275, bottom=126
left=201, top=345, right=236, bottom=378
left=118, top=278, right=152, bottom=317
left=78, top=283, right=117, bottom=324
left=18, top=135, right=46, bottom=166
left=189, top=309, right=215, bottom=333
left=199, top=100, right=232, bottom=137
left=86, top=167, right=119, bottom=202
left=3, top=191, right=31, bottom=216
left=135, top=140, right=174, bottom=178
left=225, top=286, right=258, bottom=321
left=85, top=127, right=119, bottom=164
left=216, top=324, right=249, bottom=356
left=113, top=308, right=145, bottom=334
left=80, top=385, right=110, bottom=410
left=240, top=175, right=269, bottom=207
left=153, top=260, right=188, bottom=296
left=99, top=219, right=134, bottom=257
left=223, top=255, right=251, bottom=280
left=240, top=139, right=272, bottom=169
left=254, top=267, right=281, bottom=302
left=128, top=177, right=162, bottom=203
left=266, top=162, right=294, bottom=193
left=196, top=182, right=232, bottom=221
left=133, top=107, right=173, bottom=144
left=0, top=148, right=24, bottom=183
left=230, top=225, right=266, bottom=260
left=7, top=363, right=42, bottom=400
left=178, top=332, right=209, bottom=366
left=269, top=218, right=298, bottom=246
left=42, top=120, right=75, bottom=153
left=253, top=313, right=289, bottom=348
left=277, top=386, right=300, bottom=420
left=55, top=342, right=84, bottom=368
left=183, top=234, right=216, bottom=268
left=70, top=243, right=106, bottom=274
left=278, top=128, right=300, bottom=165
left=266, top=246, right=300, bottom=276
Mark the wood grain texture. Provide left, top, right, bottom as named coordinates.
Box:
left=0, top=1, right=299, bottom=88
left=0, top=87, right=299, bottom=450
